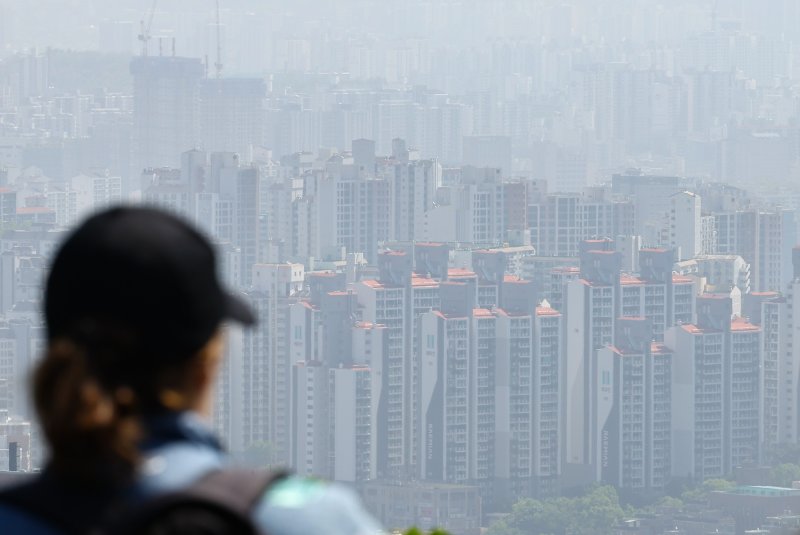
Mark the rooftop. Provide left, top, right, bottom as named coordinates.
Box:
left=680, top=318, right=760, bottom=334
left=731, top=317, right=759, bottom=332
left=651, top=342, right=671, bottom=355
left=620, top=274, right=644, bottom=286
left=355, top=321, right=385, bottom=330
left=448, top=268, right=476, bottom=278
left=411, top=275, right=438, bottom=288
left=309, top=271, right=339, bottom=278
left=551, top=266, right=580, bottom=274
left=720, top=486, right=800, bottom=497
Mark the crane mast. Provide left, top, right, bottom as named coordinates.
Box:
left=214, top=0, right=223, bottom=78
left=138, top=0, right=158, bottom=57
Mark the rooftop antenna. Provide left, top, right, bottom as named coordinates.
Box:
left=214, top=0, right=223, bottom=78
left=138, top=0, right=158, bottom=56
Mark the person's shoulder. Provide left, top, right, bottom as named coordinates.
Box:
left=254, top=476, right=383, bottom=535
left=136, top=440, right=224, bottom=495
left=0, top=504, right=62, bottom=535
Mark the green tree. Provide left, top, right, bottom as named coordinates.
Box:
left=569, top=486, right=625, bottom=535
left=486, top=486, right=624, bottom=535
left=769, top=463, right=800, bottom=488
left=404, top=528, right=451, bottom=535
left=487, top=497, right=572, bottom=535
left=681, top=478, right=735, bottom=503
left=653, top=496, right=683, bottom=510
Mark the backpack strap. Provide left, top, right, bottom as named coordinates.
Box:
left=0, top=469, right=290, bottom=535
left=98, top=468, right=292, bottom=535
left=183, top=468, right=291, bottom=517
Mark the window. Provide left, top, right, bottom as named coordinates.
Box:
left=601, top=370, right=611, bottom=386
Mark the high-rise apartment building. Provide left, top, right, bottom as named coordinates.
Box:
left=382, top=155, right=442, bottom=243
left=231, top=264, right=304, bottom=461
left=612, top=174, right=693, bottom=246
left=565, top=243, right=621, bottom=473
left=354, top=251, right=440, bottom=478
left=419, top=288, right=477, bottom=486
left=329, top=363, right=379, bottom=482
left=668, top=191, right=701, bottom=261
left=714, top=209, right=795, bottom=292
left=667, top=295, right=761, bottom=480
left=566, top=243, right=693, bottom=481
left=745, top=249, right=800, bottom=450
left=528, top=193, right=621, bottom=258
left=313, top=159, right=391, bottom=265
left=199, top=78, right=266, bottom=159
left=130, top=57, right=204, bottom=172
left=596, top=318, right=672, bottom=490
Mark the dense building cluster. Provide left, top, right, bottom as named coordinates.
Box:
left=5, top=1, right=800, bottom=532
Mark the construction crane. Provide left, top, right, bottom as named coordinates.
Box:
left=214, top=0, right=223, bottom=78
left=138, top=0, right=158, bottom=57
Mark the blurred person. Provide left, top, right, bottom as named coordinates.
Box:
left=0, top=206, right=382, bottom=535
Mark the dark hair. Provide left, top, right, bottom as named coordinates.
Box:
left=33, top=325, right=201, bottom=486
left=34, top=339, right=141, bottom=485
left=36, top=206, right=250, bottom=485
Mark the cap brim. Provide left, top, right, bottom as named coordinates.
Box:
left=224, top=292, right=256, bottom=326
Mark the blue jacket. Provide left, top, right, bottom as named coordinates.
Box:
left=0, top=411, right=383, bottom=535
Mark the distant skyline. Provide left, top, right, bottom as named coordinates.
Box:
left=3, top=1, right=800, bottom=62
left=6, top=1, right=800, bottom=533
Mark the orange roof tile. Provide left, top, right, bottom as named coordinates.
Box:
left=411, top=276, right=438, bottom=288
left=730, top=317, right=759, bottom=332
left=651, top=342, right=671, bottom=354
left=681, top=324, right=709, bottom=334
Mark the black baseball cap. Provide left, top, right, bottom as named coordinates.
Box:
left=45, top=206, right=255, bottom=363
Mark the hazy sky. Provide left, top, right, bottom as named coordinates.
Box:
left=2, top=0, right=799, bottom=61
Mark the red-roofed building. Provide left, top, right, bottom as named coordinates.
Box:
left=596, top=318, right=672, bottom=490
left=419, top=293, right=563, bottom=500
left=353, top=259, right=440, bottom=477
left=741, top=269, right=800, bottom=450
left=666, top=303, right=762, bottom=480
left=15, top=206, right=56, bottom=226
left=565, top=244, right=694, bottom=479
